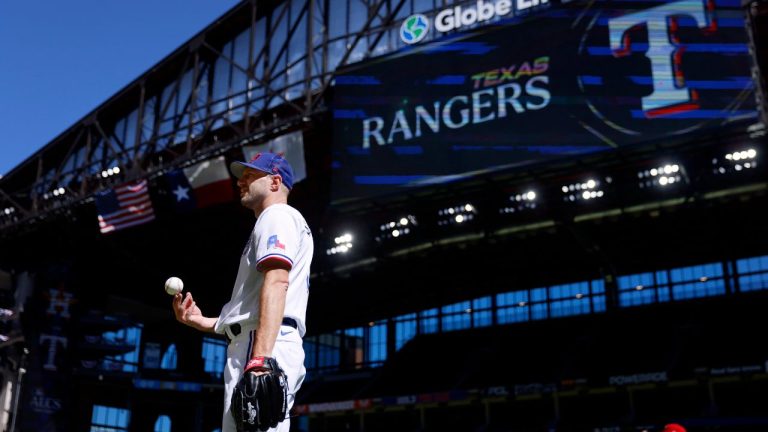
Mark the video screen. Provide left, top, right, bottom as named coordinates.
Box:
left=331, top=0, right=758, bottom=203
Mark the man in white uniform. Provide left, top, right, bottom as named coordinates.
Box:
left=172, top=152, right=312, bottom=432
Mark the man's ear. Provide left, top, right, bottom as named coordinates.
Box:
left=270, top=175, right=283, bottom=192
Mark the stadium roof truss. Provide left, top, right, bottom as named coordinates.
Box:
left=0, top=0, right=416, bottom=230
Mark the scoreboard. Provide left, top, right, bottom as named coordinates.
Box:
left=331, top=0, right=759, bottom=202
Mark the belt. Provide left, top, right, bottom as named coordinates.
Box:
left=226, top=317, right=298, bottom=343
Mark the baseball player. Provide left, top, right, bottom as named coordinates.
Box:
left=172, top=152, right=312, bottom=431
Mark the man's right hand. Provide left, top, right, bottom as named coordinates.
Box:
left=172, top=292, right=217, bottom=332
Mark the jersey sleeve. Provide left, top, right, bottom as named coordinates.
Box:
left=254, top=208, right=299, bottom=272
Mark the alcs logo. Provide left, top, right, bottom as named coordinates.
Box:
left=400, top=14, right=430, bottom=44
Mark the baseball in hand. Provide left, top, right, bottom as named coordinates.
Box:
left=164, top=277, right=184, bottom=296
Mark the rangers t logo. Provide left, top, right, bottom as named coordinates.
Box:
left=267, top=235, right=285, bottom=250
left=608, top=0, right=715, bottom=117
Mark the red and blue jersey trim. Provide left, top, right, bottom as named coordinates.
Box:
left=256, top=253, right=293, bottom=271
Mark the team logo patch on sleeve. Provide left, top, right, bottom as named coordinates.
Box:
left=267, top=235, right=286, bottom=250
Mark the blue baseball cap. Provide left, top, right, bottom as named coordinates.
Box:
left=230, top=152, right=295, bottom=189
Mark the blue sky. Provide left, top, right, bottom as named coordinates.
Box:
left=0, top=0, right=240, bottom=177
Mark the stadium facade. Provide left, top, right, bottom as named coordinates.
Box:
left=0, top=0, right=767, bottom=430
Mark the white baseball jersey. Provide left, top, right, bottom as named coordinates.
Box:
left=215, top=203, right=313, bottom=337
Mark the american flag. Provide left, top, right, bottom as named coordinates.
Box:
left=95, top=180, right=155, bottom=234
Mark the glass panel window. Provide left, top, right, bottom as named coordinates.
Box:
left=211, top=48, right=232, bottom=125
left=317, top=333, right=341, bottom=371
left=230, top=29, right=250, bottom=121
left=618, top=271, right=666, bottom=307
left=91, top=405, right=130, bottom=431
left=249, top=17, right=268, bottom=114
left=618, top=270, right=673, bottom=307
left=441, top=301, right=471, bottom=331
left=160, top=344, right=177, bottom=370
left=113, top=117, right=127, bottom=149
left=394, top=313, right=417, bottom=350
left=670, top=262, right=726, bottom=300
left=269, top=3, right=289, bottom=105
left=102, top=325, right=142, bottom=373
left=300, top=255, right=768, bottom=378
left=327, top=38, right=347, bottom=72
left=141, top=96, right=156, bottom=143
left=737, top=255, right=768, bottom=292
left=348, top=0, right=367, bottom=33
left=173, top=69, right=195, bottom=145
left=304, top=337, right=317, bottom=369
left=154, top=415, right=171, bottom=432
left=328, top=0, right=348, bottom=39
left=496, top=290, right=530, bottom=324
left=345, top=327, right=363, bottom=338
left=530, top=288, right=548, bottom=320
left=472, top=296, right=493, bottom=327
left=367, top=321, right=387, bottom=366
left=124, top=109, right=138, bottom=150
left=288, top=0, right=308, bottom=65
left=202, top=337, right=226, bottom=378
left=414, top=0, right=434, bottom=14
left=420, top=308, right=439, bottom=334
left=549, top=282, right=591, bottom=318
left=591, top=279, right=607, bottom=313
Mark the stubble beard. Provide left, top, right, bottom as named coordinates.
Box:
left=240, top=193, right=256, bottom=210
left=240, top=189, right=265, bottom=213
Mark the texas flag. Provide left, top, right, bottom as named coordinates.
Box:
left=244, top=130, right=306, bottom=185
left=267, top=235, right=285, bottom=250
left=165, top=156, right=235, bottom=210
left=163, top=169, right=197, bottom=213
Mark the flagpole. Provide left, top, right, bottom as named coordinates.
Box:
left=9, top=348, right=27, bottom=432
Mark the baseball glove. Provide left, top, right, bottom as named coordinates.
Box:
left=231, top=356, right=288, bottom=431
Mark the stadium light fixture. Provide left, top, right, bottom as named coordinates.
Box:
left=438, top=203, right=477, bottom=226
left=376, top=215, right=417, bottom=241
left=713, top=148, right=758, bottom=175
left=43, top=187, right=67, bottom=200
left=0, top=206, right=17, bottom=226
left=501, top=190, right=538, bottom=214
left=561, top=178, right=605, bottom=202
left=638, top=163, right=682, bottom=189
left=100, top=166, right=122, bottom=179
left=327, top=233, right=354, bottom=256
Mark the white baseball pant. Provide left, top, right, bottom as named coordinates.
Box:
left=222, top=323, right=306, bottom=432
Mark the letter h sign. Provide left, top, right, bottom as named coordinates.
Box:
left=608, top=0, right=716, bottom=117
